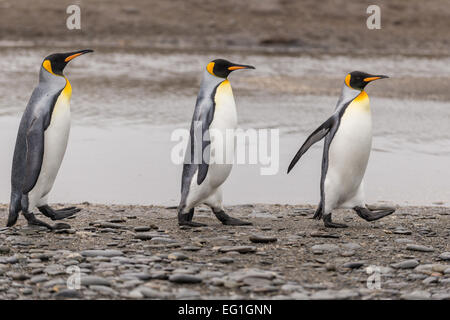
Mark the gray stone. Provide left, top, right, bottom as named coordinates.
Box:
left=406, top=244, right=434, bottom=252
left=44, top=264, right=65, bottom=276
left=249, top=235, right=277, bottom=243
left=341, top=261, right=365, bottom=269
left=400, top=290, right=431, bottom=300
left=311, top=244, right=339, bottom=254
left=438, top=252, right=450, bottom=261
left=30, top=275, right=49, bottom=284
left=134, top=226, right=151, bottom=232
left=391, top=259, right=419, bottom=269
left=90, top=285, right=117, bottom=296
left=168, top=252, right=188, bottom=261
left=342, top=243, right=361, bottom=250
left=54, top=289, right=83, bottom=299
left=137, top=287, right=171, bottom=299
left=80, top=250, right=123, bottom=257
left=80, top=275, right=112, bottom=287
left=169, top=274, right=202, bottom=284
left=0, top=246, right=10, bottom=254
left=218, top=246, right=257, bottom=254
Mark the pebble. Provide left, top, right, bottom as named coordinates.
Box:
left=406, top=244, right=434, bottom=252
left=168, top=252, right=188, bottom=261
left=438, top=252, right=450, bottom=261
left=0, top=246, right=10, bottom=254
left=393, top=228, right=412, bottom=235
left=30, top=275, right=49, bottom=284
left=391, top=259, right=420, bottom=269
left=249, top=235, right=277, bottom=243
left=135, top=287, right=171, bottom=299
left=134, top=233, right=153, bottom=240
left=134, top=226, right=151, bottom=232
left=218, top=246, right=257, bottom=254
left=169, top=274, right=202, bottom=284
left=54, top=289, right=83, bottom=299
left=341, top=261, right=365, bottom=269
left=400, top=290, right=431, bottom=300
left=311, top=244, right=339, bottom=254
left=81, top=250, right=124, bottom=257
left=90, top=285, right=117, bottom=296
left=310, top=232, right=339, bottom=239
left=80, top=275, right=112, bottom=287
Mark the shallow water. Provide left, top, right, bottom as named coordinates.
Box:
left=0, top=48, right=448, bottom=206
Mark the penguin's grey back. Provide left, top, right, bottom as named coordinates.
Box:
left=10, top=69, right=66, bottom=195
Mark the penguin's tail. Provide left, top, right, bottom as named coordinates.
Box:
left=7, top=192, right=21, bottom=227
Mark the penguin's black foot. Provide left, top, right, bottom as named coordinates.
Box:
left=38, top=205, right=81, bottom=221
left=178, top=221, right=208, bottom=227
left=6, top=214, right=19, bottom=227
left=214, top=211, right=252, bottom=226
left=23, top=212, right=53, bottom=230
left=323, top=213, right=348, bottom=228
left=354, top=206, right=395, bottom=222
left=312, top=206, right=323, bottom=220
left=178, top=211, right=207, bottom=227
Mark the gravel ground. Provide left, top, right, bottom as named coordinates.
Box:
left=0, top=203, right=449, bottom=300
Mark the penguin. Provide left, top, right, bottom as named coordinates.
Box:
left=7, top=49, right=93, bottom=230
left=287, top=71, right=395, bottom=228
left=178, top=59, right=255, bottom=227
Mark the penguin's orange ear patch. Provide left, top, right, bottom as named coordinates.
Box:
left=206, top=62, right=215, bottom=76
left=42, top=60, right=54, bottom=74
left=345, top=74, right=351, bottom=88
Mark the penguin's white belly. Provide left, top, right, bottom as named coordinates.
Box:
left=29, top=98, right=71, bottom=206
left=206, top=80, right=237, bottom=189
left=325, top=94, right=372, bottom=208
left=186, top=80, right=237, bottom=208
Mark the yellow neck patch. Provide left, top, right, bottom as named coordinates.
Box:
left=350, top=90, right=370, bottom=112
left=42, top=60, right=55, bottom=75
left=62, top=78, right=72, bottom=99
left=206, top=62, right=215, bottom=76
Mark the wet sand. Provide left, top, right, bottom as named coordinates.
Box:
left=0, top=204, right=449, bottom=300
left=1, top=0, right=450, bottom=56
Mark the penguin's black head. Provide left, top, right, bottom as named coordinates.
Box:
left=206, top=59, right=255, bottom=78
left=42, top=49, right=93, bottom=76
left=345, top=71, right=388, bottom=90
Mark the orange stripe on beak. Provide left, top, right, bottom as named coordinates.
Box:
left=65, top=53, right=83, bottom=62
left=228, top=66, right=247, bottom=71
left=363, top=76, right=382, bottom=82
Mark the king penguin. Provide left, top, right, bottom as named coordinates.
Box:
left=178, top=59, right=255, bottom=227
left=287, top=71, right=395, bottom=228
left=7, top=49, right=93, bottom=230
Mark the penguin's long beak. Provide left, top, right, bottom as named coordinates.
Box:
left=64, top=49, right=94, bottom=62
left=363, top=75, right=389, bottom=82
left=228, top=64, right=255, bottom=71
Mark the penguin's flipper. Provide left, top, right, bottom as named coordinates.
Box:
left=22, top=117, right=45, bottom=194
left=197, top=100, right=216, bottom=185
left=287, top=115, right=337, bottom=173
